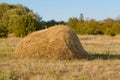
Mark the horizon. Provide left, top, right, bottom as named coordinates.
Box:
left=0, top=0, right=120, bottom=21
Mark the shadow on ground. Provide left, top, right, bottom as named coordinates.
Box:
left=89, top=54, right=120, bottom=60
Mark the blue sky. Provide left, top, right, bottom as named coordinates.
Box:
left=0, top=0, right=120, bottom=21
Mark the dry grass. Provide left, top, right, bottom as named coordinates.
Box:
left=79, top=35, right=120, bottom=59
left=0, top=37, right=21, bottom=61
left=0, top=35, right=120, bottom=80
left=0, top=59, right=120, bottom=80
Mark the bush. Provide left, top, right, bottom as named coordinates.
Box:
left=0, top=25, right=8, bottom=38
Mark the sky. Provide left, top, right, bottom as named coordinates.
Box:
left=0, top=0, right=120, bottom=21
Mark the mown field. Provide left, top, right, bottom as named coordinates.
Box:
left=0, top=35, right=120, bottom=80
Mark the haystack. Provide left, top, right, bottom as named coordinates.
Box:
left=13, top=25, right=88, bottom=59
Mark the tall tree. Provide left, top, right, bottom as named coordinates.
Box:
left=79, top=13, right=84, bottom=22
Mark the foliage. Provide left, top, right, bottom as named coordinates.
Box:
left=12, top=14, right=38, bottom=37
left=0, top=3, right=120, bottom=37
left=44, top=19, right=66, bottom=28
left=67, top=15, right=120, bottom=36
left=0, top=3, right=42, bottom=37
left=0, top=24, right=8, bottom=38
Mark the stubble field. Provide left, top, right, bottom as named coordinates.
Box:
left=0, top=35, right=120, bottom=80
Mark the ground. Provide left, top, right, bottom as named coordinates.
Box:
left=0, top=35, right=120, bottom=80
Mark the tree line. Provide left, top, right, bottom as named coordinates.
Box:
left=67, top=13, right=120, bottom=36
left=0, top=3, right=120, bottom=38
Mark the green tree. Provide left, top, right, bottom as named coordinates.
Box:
left=79, top=13, right=84, bottom=23
left=0, top=3, right=42, bottom=37
left=13, top=14, right=38, bottom=37
left=0, top=24, right=8, bottom=38
left=111, top=22, right=120, bottom=36
left=86, top=19, right=103, bottom=35
left=67, top=17, right=79, bottom=28
left=102, top=18, right=114, bottom=35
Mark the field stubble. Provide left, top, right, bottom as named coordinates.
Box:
left=0, top=35, right=120, bottom=80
